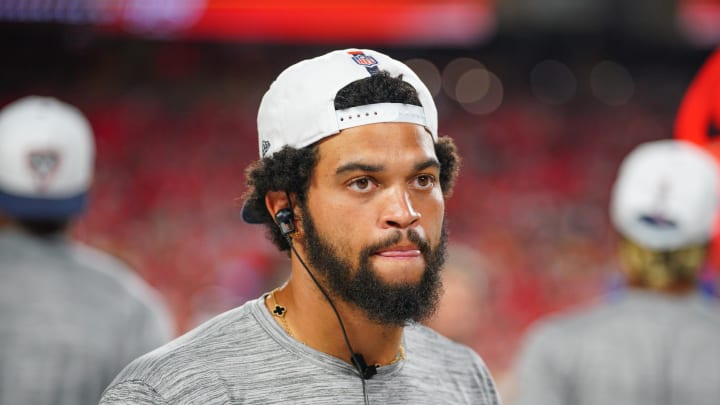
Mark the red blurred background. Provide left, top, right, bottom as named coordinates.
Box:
left=2, top=0, right=720, bottom=399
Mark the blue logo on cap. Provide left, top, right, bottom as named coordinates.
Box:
left=348, top=51, right=379, bottom=75
left=639, top=214, right=677, bottom=229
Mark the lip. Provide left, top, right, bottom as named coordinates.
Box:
left=374, top=245, right=422, bottom=258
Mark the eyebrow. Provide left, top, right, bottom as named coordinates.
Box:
left=335, top=158, right=440, bottom=176
left=415, top=158, right=440, bottom=172
left=335, top=162, right=383, bottom=175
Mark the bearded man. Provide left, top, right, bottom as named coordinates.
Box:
left=100, top=48, right=501, bottom=405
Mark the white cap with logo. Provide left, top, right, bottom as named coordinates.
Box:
left=243, top=48, right=437, bottom=223
left=0, top=96, right=95, bottom=219
left=255, top=48, right=437, bottom=159
left=610, top=139, right=720, bottom=250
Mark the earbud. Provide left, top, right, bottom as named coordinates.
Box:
left=275, top=208, right=295, bottom=236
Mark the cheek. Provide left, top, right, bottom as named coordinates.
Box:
left=421, top=191, right=445, bottom=236
left=307, top=199, right=361, bottom=251
left=314, top=199, right=356, bottom=230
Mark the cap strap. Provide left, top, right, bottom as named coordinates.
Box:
left=335, top=103, right=427, bottom=131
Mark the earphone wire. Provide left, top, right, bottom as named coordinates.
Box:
left=283, top=234, right=371, bottom=405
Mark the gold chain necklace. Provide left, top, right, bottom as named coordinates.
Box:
left=269, top=288, right=295, bottom=339
left=268, top=288, right=405, bottom=367
left=375, top=345, right=406, bottom=368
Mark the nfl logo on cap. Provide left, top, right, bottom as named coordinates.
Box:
left=349, top=51, right=378, bottom=66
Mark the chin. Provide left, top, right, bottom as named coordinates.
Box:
left=371, top=261, right=426, bottom=285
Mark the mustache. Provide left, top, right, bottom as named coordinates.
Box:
left=360, top=229, right=432, bottom=258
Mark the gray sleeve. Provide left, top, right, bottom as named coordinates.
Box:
left=109, top=285, right=174, bottom=377
left=84, top=243, right=175, bottom=363
left=402, top=325, right=503, bottom=404
left=70, top=241, right=175, bottom=355
left=100, top=381, right=170, bottom=405
left=466, top=347, right=503, bottom=404
left=513, top=323, right=571, bottom=405
left=130, top=298, right=174, bottom=354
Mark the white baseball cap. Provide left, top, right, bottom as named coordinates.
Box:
left=256, top=48, right=437, bottom=159
left=243, top=48, right=438, bottom=223
left=0, top=96, right=95, bottom=219
left=610, top=139, right=720, bottom=250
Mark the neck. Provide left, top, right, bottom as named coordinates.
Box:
left=627, top=282, right=697, bottom=296
left=267, top=257, right=405, bottom=368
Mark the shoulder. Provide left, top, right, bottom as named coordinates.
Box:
left=405, top=323, right=493, bottom=374
left=405, top=323, right=476, bottom=356
left=70, top=242, right=171, bottom=320
left=512, top=303, right=611, bottom=397
left=689, top=293, right=720, bottom=323
left=404, top=324, right=501, bottom=402
left=102, top=300, right=261, bottom=402
left=69, top=241, right=143, bottom=285
left=514, top=300, right=618, bottom=373
left=523, top=298, right=618, bottom=343
left=527, top=291, right=720, bottom=335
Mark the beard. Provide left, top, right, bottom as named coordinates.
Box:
left=300, top=204, right=447, bottom=326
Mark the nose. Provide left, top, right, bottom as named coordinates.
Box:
left=380, top=188, right=421, bottom=229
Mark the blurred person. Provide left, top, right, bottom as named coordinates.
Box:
left=101, top=48, right=502, bottom=404
left=513, top=139, right=720, bottom=405
left=424, top=243, right=521, bottom=402
left=424, top=242, right=490, bottom=345
left=0, top=96, right=173, bottom=405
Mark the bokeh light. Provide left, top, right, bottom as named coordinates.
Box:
left=442, top=57, right=485, bottom=101
left=530, top=59, right=576, bottom=105
left=458, top=69, right=503, bottom=115
left=590, top=60, right=635, bottom=106
left=404, top=58, right=442, bottom=98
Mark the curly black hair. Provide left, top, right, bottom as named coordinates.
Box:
left=242, top=72, right=461, bottom=252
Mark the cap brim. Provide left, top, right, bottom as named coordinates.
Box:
left=0, top=190, right=87, bottom=219
left=241, top=201, right=265, bottom=224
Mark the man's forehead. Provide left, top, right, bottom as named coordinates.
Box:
left=315, top=122, right=437, bottom=169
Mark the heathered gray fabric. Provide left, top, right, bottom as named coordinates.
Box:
left=101, top=294, right=502, bottom=404
left=515, top=290, right=720, bottom=405
left=0, top=228, right=173, bottom=405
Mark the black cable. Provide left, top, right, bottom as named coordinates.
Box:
left=284, top=235, right=372, bottom=405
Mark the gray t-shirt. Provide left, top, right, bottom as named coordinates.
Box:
left=101, top=294, right=502, bottom=404
left=514, top=289, right=720, bottom=405
left=0, top=228, right=173, bottom=405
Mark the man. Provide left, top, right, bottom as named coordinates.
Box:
left=514, top=139, right=720, bottom=405
left=101, top=49, right=502, bottom=404
left=0, top=96, right=173, bottom=405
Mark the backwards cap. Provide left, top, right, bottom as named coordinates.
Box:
left=256, top=48, right=437, bottom=159
left=610, top=139, right=720, bottom=250
left=0, top=96, right=95, bottom=220
left=243, top=48, right=438, bottom=223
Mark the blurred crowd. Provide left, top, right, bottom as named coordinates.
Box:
left=1, top=35, right=708, bottom=385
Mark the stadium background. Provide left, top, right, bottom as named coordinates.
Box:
left=2, top=0, right=719, bottom=396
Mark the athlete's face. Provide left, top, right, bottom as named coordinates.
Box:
left=300, top=122, right=447, bottom=325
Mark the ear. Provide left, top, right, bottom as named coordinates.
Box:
left=265, top=191, right=291, bottom=223
left=265, top=191, right=303, bottom=238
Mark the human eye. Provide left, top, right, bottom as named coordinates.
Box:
left=412, top=174, right=436, bottom=190
left=348, top=176, right=377, bottom=193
